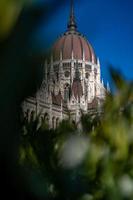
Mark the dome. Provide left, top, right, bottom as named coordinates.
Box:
left=49, top=1, right=97, bottom=64
left=52, top=31, right=97, bottom=63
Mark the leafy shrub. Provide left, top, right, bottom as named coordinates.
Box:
left=19, top=71, right=133, bottom=200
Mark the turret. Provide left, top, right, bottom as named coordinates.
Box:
left=44, top=60, right=47, bottom=82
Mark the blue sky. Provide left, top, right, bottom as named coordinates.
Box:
left=33, top=0, right=133, bottom=86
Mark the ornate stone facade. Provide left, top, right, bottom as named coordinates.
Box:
left=22, top=1, right=108, bottom=129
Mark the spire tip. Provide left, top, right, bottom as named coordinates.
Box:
left=67, top=0, right=77, bottom=31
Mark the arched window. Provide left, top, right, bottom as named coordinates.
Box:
left=56, top=118, right=59, bottom=128
left=64, top=83, right=70, bottom=101
left=94, top=68, right=97, bottom=80
left=56, top=72, right=59, bottom=81
left=25, top=109, right=30, bottom=120
left=52, top=116, right=55, bottom=129
left=85, top=65, right=91, bottom=71
left=44, top=113, right=49, bottom=125
left=95, top=85, right=97, bottom=95
left=72, top=120, right=76, bottom=126
left=86, top=72, right=89, bottom=79
left=30, top=110, right=35, bottom=121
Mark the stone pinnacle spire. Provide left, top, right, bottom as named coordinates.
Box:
left=67, top=0, right=77, bottom=31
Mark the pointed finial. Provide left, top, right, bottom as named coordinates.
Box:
left=92, top=53, right=95, bottom=64
left=97, top=57, right=100, bottom=67
left=83, top=50, right=85, bottom=61
left=67, top=0, right=77, bottom=31
left=71, top=50, right=74, bottom=59
left=60, top=50, right=63, bottom=61
left=102, top=79, right=104, bottom=86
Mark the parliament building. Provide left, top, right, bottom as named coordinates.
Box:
left=22, top=1, right=108, bottom=129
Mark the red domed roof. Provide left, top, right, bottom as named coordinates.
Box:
left=52, top=31, right=97, bottom=63
left=50, top=1, right=97, bottom=64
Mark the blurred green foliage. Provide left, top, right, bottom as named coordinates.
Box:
left=0, top=0, right=27, bottom=40
left=19, top=71, right=133, bottom=200
left=0, top=1, right=132, bottom=199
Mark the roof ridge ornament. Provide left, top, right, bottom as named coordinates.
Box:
left=67, top=0, right=77, bottom=31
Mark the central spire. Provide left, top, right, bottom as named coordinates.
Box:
left=67, top=0, right=77, bottom=31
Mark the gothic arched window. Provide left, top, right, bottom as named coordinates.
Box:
left=30, top=110, right=35, bottom=121
left=25, top=109, right=30, bottom=120
left=52, top=116, right=55, bottom=129
left=56, top=72, right=59, bottom=81
left=56, top=118, right=59, bottom=128
left=44, top=113, right=49, bottom=125
left=64, top=83, right=70, bottom=101
left=86, top=72, right=89, bottom=79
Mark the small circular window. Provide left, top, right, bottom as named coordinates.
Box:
left=65, top=71, right=70, bottom=77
